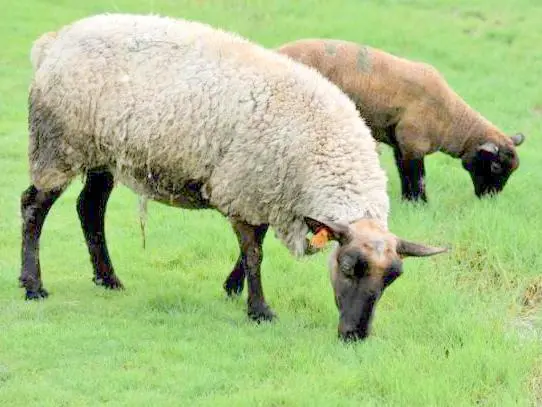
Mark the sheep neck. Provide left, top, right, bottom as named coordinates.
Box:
left=438, top=96, right=504, bottom=159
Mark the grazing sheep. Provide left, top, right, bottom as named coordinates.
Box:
left=21, top=14, right=447, bottom=341
left=276, top=38, right=526, bottom=202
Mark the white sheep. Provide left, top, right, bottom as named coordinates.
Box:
left=21, top=14, right=447, bottom=340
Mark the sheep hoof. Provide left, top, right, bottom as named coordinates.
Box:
left=248, top=303, right=276, bottom=322
left=223, top=276, right=244, bottom=297
left=25, top=287, right=49, bottom=300
left=93, top=274, right=124, bottom=290
left=402, top=195, right=428, bottom=203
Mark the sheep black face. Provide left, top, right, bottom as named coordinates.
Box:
left=462, top=133, right=525, bottom=198
left=305, top=217, right=448, bottom=342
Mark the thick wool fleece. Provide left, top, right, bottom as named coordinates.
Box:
left=30, top=32, right=57, bottom=71
left=28, top=14, right=389, bottom=256
left=276, top=38, right=519, bottom=158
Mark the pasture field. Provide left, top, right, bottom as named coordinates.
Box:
left=1, top=0, right=541, bottom=405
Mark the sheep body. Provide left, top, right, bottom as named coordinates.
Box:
left=276, top=38, right=525, bottom=201
left=29, top=14, right=389, bottom=257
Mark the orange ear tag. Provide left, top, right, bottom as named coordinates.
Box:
left=310, top=228, right=330, bottom=249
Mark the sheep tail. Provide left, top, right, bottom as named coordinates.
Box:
left=138, top=195, right=148, bottom=250
left=30, top=31, right=57, bottom=71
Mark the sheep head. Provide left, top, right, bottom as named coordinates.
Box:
left=462, top=133, right=525, bottom=198
left=305, top=217, right=448, bottom=342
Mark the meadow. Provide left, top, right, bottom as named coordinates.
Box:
left=1, top=0, right=541, bottom=405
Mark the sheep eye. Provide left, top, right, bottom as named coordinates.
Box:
left=338, top=250, right=368, bottom=278
left=338, top=252, right=357, bottom=276
left=490, top=161, right=503, bottom=174
left=383, top=260, right=403, bottom=287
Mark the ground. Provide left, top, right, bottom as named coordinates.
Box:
left=0, top=0, right=541, bottom=405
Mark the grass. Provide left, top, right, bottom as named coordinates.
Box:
left=1, top=0, right=541, bottom=405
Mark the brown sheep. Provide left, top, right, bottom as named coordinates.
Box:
left=276, top=39, right=525, bottom=202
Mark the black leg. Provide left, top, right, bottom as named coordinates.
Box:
left=77, top=170, right=123, bottom=289
left=393, top=147, right=411, bottom=198
left=393, top=148, right=427, bottom=202
left=20, top=185, right=65, bottom=299
left=229, top=219, right=274, bottom=322
left=223, top=236, right=320, bottom=297
left=223, top=254, right=245, bottom=296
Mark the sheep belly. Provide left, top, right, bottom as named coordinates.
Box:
left=115, top=166, right=212, bottom=210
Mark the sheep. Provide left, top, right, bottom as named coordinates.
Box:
left=21, top=13, right=447, bottom=341
left=275, top=38, right=526, bottom=202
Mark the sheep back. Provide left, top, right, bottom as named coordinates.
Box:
left=276, top=38, right=517, bottom=158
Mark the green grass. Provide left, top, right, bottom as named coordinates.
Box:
left=1, top=0, right=542, bottom=405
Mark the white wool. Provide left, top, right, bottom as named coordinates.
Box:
left=28, top=13, right=389, bottom=256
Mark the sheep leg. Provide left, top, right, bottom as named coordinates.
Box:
left=77, top=169, right=123, bottom=289
left=223, top=254, right=245, bottom=296
left=230, top=220, right=275, bottom=322
left=19, top=185, right=65, bottom=300
left=392, top=148, right=427, bottom=202
left=223, top=237, right=318, bottom=296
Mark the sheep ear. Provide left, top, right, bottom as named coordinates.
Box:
left=395, top=238, right=449, bottom=258
left=510, top=133, right=525, bottom=146
left=477, top=142, right=499, bottom=158
left=304, top=217, right=352, bottom=247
